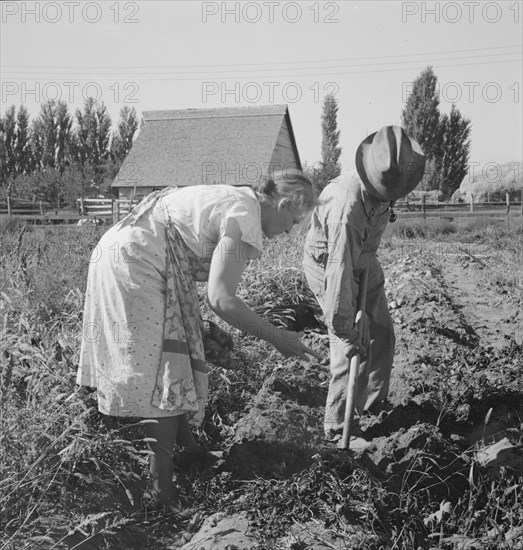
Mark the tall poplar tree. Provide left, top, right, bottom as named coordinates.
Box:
left=0, top=117, right=6, bottom=190
left=436, top=105, right=471, bottom=199
left=55, top=101, right=73, bottom=171
left=1, top=106, right=17, bottom=183
left=111, top=106, right=138, bottom=165
left=15, top=106, right=32, bottom=175
left=31, top=100, right=58, bottom=169
left=320, top=94, right=342, bottom=185
left=72, top=98, right=112, bottom=193
left=401, top=66, right=440, bottom=162
left=73, top=98, right=112, bottom=169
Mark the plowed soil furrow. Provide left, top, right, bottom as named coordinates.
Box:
left=433, top=249, right=521, bottom=349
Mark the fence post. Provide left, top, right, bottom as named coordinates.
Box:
left=469, top=193, right=474, bottom=212
left=7, top=196, right=12, bottom=216
left=421, top=194, right=426, bottom=219
left=39, top=200, right=43, bottom=215
left=506, top=192, right=510, bottom=214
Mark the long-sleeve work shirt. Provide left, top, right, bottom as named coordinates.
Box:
left=303, top=171, right=390, bottom=342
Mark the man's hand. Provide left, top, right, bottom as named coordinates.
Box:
left=346, top=340, right=366, bottom=360
left=349, top=312, right=369, bottom=358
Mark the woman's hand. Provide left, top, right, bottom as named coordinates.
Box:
left=208, top=220, right=322, bottom=363
left=272, top=329, right=322, bottom=361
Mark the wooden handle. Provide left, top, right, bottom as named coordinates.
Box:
left=339, top=352, right=361, bottom=449
left=339, top=266, right=369, bottom=450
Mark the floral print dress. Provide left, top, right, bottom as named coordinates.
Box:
left=77, top=185, right=263, bottom=425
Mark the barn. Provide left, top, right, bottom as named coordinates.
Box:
left=111, top=104, right=302, bottom=200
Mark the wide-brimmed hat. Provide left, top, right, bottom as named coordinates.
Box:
left=355, top=126, right=426, bottom=201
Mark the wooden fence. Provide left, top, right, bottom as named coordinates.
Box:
left=76, top=198, right=137, bottom=224
left=395, top=192, right=522, bottom=219
left=1, top=193, right=521, bottom=225
left=0, top=197, right=138, bottom=225
left=0, top=197, right=52, bottom=216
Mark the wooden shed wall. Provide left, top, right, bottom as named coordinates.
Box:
left=270, top=119, right=300, bottom=173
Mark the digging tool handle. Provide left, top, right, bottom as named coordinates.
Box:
left=340, top=266, right=369, bottom=450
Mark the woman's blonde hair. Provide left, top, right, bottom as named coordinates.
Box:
left=252, top=168, right=316, bottom=211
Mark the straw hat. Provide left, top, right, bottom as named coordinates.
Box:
left=355, top=126, right=426, bottom=201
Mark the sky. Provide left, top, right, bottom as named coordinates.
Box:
left=1, top=0, right=522, bottom=182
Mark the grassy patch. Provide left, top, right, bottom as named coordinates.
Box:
left=384, top=215, right=522, bottom=243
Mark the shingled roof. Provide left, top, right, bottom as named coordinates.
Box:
left=112, top=104, right=302, bottom=189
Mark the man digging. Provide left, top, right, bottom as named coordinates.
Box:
left=303, top=125, right=426, bottom=448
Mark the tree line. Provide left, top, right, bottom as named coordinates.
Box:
left=0, top=99, right=138, bottom=206
left=308, top=66, right=471, bottom=201
left=1, top=66, right=472, bottom=206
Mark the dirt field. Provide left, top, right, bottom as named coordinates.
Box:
left=158, top=229, right=522, bottom=549
left=1, top=219, right=522, bottom=550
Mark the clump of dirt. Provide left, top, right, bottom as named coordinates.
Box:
left=221, top=440, right=310, bottom=479
left=231, top=358, right=329, bottom=451
left=367, top=422, right=470, bottom=499
left=264, top=358, right=330, bottom=408
left=178, top=512, right=257, bottom=550
left=228, top=361, right=327, bottom=478
left=233, top=391, right=323, bottom=448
